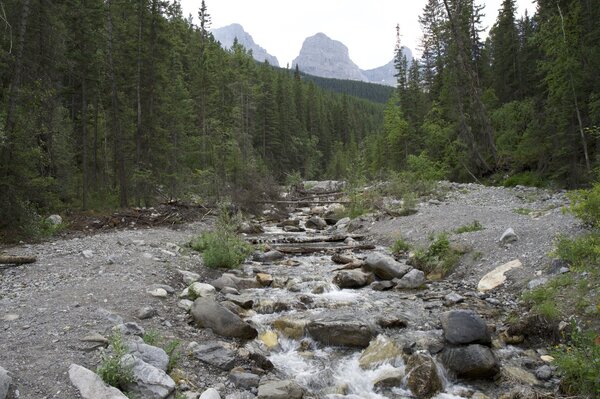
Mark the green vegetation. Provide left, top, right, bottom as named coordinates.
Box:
left=552, top=324, right=600, bottom=397
left=142, top=329, right=161, bottom=346
left=97, top=332, right=134, bottom=390
left=141, top=330, right=181, bottom=373
left=513, top=208, right=533, bottom=215
left=298, top=71, right=395, bottom=104
left=412, top=233, right=465, bottom=277
left=391, top=237, right=412, bottom=255
left=190, top=208, right=252, bottom=269
left=454, top=220, right=483, bottom=234
left=567, top=184, right=600, bottom=228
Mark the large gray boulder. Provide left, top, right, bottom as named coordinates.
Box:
left=394, top=269, right=426, bottom=289
left=68, top=364, right=128, bottom=399
left=0, top=366, right=11, bottom=399
left=332, top=270, right=373, bottom=288
left=192, top=342, right=237, bottom=370
left=253, top=250, right=285, bottom=263
left=364, top=253, right=411, bottom=280
left=200, top=388, right=221, bottom=399
left=307, top=313, right=376, bottom=347
left=229, top=369, right=260, bottom=389
left=305, top=216, right=327, bottom=230
left=439, top=344, right=499, bottom=379
left=191, top=298, right=258, bottom=339
left=440, top=310, right=491, bottom=345
left=121, top=355, right=176, bottom=399
left=125, top=337, right=169, bottom=371
left=257, top=379, right=304, bottom=399
left=405, top=352, right=443, bottom=398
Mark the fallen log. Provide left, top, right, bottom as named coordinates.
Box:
left=276, top=244, right=375, bottom=254
left=0, top=255, right=37, bottom=266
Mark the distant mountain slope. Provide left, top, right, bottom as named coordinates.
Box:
left=212, top=23, right=279, bottom=66
left=299, top=73, right=394, bottom=104
left=292, top=33, right=367, bottom=82
left=363, top=47, right=413, bottom=86
left=291, top=32, right=412, bottom=87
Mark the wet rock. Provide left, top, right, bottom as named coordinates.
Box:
left=229, top=368, right=260, bottom=389
left=191, top=298, right=258, bottom=339
left=178, top=270, right=201, bottom=285
left=259, top=331, right=279, bottom=350
left=363, top=253, right=411, bottom=280
left=439, top=344, right=499, bottom=379
left=221, top=286, right=240, bottom=295
left=224, top=294, right=254, bottom=309
left=199, top=389, right=221, bottom=399
left=370, top=280, right=395, bottom=291
left=359, top=335, right=402, bottom=369
left=68, top=364, right=128, bottom=399
left=377, top=315, right=408, bottom=329
left=394, top=268, right=425, bottom=289
left=500, top=228, right=518, bottom=244
left=477, top=259, right=522, bottom=292
left=501, top=366, right=539, bottom=386
left=305, top=216, right=327, bottom=230
left=247, top=344, right=274, bottom=371
left=253, top=251, right=285, bottom=263
left=440, top=310, right=491, bottom=345
left=192, top=342, right=236, bottom=370
left=121, top=354, right=176, bottom=399
left=210, top=274, right=239, bottom=291
left=335, top=217, right=351, bottom=228
left=535, top=365, right=553, bottom=381
left=405, top=352, right=444, bottom=398
left=283, top=225, right=305, bottom=232
left=114, top=322, right=145, bottom=337
left=499, top=331, right=524, bottom=345
left=332, top=270, right=372, bottom=288
left=272, top=317, right=308, bottom=339
left=254, top=299, right=295, bottom=314
left=125, top=336, right=169, bottom=371
left=238, top=222, right=264, bottom=235
left=137, top=306, right=157, bottom=320
left=373, top=368, right=404, bottom=389
left=256, top=273, right=273, bottom=287
left=257, top=379, right=303, bottom=399
left=306, top=313, right=376, bottom=347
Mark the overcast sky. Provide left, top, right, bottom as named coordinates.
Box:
left=180, top=0, right=536, bottom=70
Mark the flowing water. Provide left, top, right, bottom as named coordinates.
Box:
left=235, top=207, right=481, bottom=398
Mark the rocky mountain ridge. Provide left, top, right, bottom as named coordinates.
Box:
left=212, top=25, right=411, bottom=86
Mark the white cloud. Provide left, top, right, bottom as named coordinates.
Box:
left=181, top=0, right=536, bottom=70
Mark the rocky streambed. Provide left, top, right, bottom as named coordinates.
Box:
left=0, top=182, right=578, bottom=398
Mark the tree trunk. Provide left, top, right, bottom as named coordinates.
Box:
left=106, top=0, right=128, bottom=207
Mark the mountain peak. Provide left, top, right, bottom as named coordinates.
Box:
left=212, top=23, right=279, bottom=66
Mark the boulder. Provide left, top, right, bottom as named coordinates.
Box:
left=229, top=369, right=260, bottom=389
left=0, top=366, right=12, bottom=399
left=199, top=388, right=221, bottom=399
left=189, top=282, right=217, bottom=300
left=259, top=330, right=279, bottom=350
left=527, top=277, right=549, bottom=290
left=256, top=273, right=273, bottom=287
left=191, top=298, right=257, bottom=339
left=363, top=253, right=411, bottom=280
left=439, top=344, right=499, bottom=379
left=394, top=269, right=425, bottom=289
left=210, top=274, right=239, bottom=291
left=178, top=270, right=201, bottom=285
left=178, top=299, right=194, bottom=312
left=223, top=294, right=254, bottom=309
left=500, top=228, right=518, bottom=244
left=68, top=364, right=128, bottom=399
left=238, top=222, right=264, bottom=235
left=272, top=317, right=308, bottom=339
left=46, top=214, right=63, bottom=225
left=332, top=270, right=372, bottom=289
left=305, top=216, right=328, bottom=230
left=137, top=306, right=157, bottom=320
left=358, top=335, right=402, bottom=369
left=253, top=251, right=285, bottom=263
left=440, top=310, right=491, bottom=345
left=257, top=379, right=303, bottom=399
left=477, top=259, right=522, bottom=292
left=125, top=337, right=169, bottom=371
left=370, top=280, right=395, bottom=291
left=114, top=322, right=145, bottom=337
left=192, top=342, right=236, bottom=370
left=306, top=313, right=376, bottom=347
left=121, top=355, right=176, bottom=399
left=501, top=366, right=540, bottom=386
left=373, top=368, right=404, bottom=389
left=405, top=352, right=444, bottom=399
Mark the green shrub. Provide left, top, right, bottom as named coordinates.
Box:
left=454, top=220, right=483, bottom=234
left=554, top=233, right=600, bottom=273
left=552, top=325, right=600, bottom=397
left=502, top=171, right=546, bottom=188
left=142, top=329, right=161, bottom=346
left=391, top=238, right=411, bottom=255
left=412, top=233, right=463, bottom=276
left=164, top=340, right=181, bottom=372
left=97, top=332, right=134, bottom=390
left=567, top=183, right=600, bottom=228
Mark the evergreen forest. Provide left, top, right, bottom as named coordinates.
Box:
left=1, top=0, right=600, bottom=238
